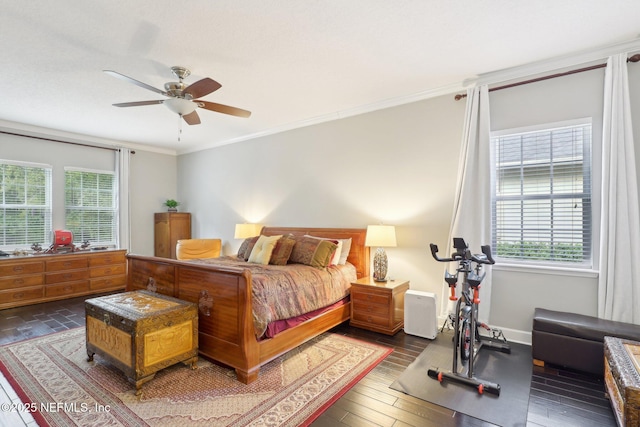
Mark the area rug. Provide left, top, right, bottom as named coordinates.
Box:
left=390, top=329, right=532, bottom=427
left=0, top=328, right=391, bottom=427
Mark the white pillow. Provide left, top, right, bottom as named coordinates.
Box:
left=248, top=235, right=282, bottom=265
left=337, top=238, right=352, bottom=265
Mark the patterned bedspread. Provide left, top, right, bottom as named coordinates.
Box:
left=188, top=256, right=357, bottom=337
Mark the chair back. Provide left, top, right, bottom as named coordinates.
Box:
left=176, top=238, right=222, bottom=260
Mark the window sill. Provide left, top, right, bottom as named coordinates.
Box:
left=492, top=262, right=598, bottom=278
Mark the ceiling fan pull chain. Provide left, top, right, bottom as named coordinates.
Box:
left=178, top=114, right=182, bottom=143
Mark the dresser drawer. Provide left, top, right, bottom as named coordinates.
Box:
left=89, top=252, right=126, bottom=266
left=0, top=274, right=44, bottom=290
left=0, top=261, right=44, bottom=276
left=45, top=281, right=90, bottom=298
left=351, top=291, right=390, bottom=306
left=90, top=275, right=126, bottom=291
left=90, top=264, right=126, bottom=278
left=45, top=269, right=90, bottom=284
left=46, top=257, right=88, bottom=272
left=0, top=286, right=44, bottom=304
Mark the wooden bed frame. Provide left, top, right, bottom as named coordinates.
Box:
left=126, top=227, right=369, bottom=384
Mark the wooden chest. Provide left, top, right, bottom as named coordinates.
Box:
left=604, top=336, right=640, bottom=426
left=85, top=290, right=198, bottom=395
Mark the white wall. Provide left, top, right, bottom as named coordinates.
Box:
left=178, top=94, right=466, bottom=317
left=129, top=149, right=178, bottom=256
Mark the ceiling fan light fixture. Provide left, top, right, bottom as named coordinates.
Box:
left=164, top=97, right=197, bottom=115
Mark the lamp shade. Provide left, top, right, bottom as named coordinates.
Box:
left=365, top=225, right=397, bottom=247
left=234, top=223, right=263, bottom=239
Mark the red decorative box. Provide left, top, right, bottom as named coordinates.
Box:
left=53, top=230, right=73, bottom=245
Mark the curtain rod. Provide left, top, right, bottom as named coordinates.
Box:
left=0, top=130, right=129, bottom=153
left=454, top=53, right=640, bottom=101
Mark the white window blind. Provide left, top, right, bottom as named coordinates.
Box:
left=491, top=121, right=592, bottom=265
left=0, top=160, right=52, bottom=249
left=64, top=168, right=117, bottom=246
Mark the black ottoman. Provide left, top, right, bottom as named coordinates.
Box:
left=532, top=308, right=640, bottom=376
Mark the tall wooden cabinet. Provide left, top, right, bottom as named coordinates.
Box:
left=154, top=212, right=191, bottom=259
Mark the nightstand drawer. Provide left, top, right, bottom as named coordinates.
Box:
left=351, top=291, right=390, bottom=306
left=352, top=300, right=390, bottom=317
left=352, top=311, right=389, bottom=327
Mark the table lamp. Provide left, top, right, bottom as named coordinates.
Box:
left=365, top=225, right=397, bottom=282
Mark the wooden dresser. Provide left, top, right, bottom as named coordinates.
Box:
left=154, top=212, right=191, bottom=259
left=350, top=277, right=409, bottom=335
left=0, top=249, right=127, bottom=310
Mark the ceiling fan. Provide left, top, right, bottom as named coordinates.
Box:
left=104, top=66, right=251, bottom=125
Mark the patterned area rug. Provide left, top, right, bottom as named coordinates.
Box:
left=0, top=328, right=391, bottom=427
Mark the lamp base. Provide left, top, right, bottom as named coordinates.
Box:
left=372, top=247, right=388, bottom=282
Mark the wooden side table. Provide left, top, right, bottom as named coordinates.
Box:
left=350, top=277, right=409, bottom=335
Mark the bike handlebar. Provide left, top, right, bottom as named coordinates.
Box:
left=429, top=240, right=495, bottom=265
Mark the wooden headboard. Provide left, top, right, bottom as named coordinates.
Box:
left=261, top=227, right=370, bottom=279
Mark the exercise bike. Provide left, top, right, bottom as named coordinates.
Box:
left=427, top=238, right=510, bottom=395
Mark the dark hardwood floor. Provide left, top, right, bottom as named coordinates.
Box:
left=0, top=296, right=616, bottom=427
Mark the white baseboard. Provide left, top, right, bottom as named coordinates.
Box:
left=436, top=315, right=532, bottom=346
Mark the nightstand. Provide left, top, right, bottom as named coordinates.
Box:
left=350, top=277, right=410, bottom=335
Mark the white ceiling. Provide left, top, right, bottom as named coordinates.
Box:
left=1, top=1, right=640, bottom=154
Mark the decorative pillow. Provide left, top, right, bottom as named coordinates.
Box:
left=288, top=236, right=338, bottom=269
left=237, top=236, right=259, bottom=261
left=269, top=235, right=296, bottom=265
left=248, top=235, right=282, bottom=265
left=305, top=235, right=352, bottom=265
left=304, top=235, right=342, bottom=265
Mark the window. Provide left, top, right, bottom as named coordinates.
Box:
left=0, top=161, right=52, bottom=249
left=65, top=168, right=117, bottom=246
left=491, top=120, right=592, bottom=265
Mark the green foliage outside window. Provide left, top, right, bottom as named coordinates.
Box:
left=496, top=241, right=584, bottom=262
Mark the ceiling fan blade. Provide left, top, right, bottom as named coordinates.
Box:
left=113, top=100, right=164, bottom=107
left=182, top=111, right=201, bottom=125
left=104, top=70, right=167, bottom=96
left=183, top=78, right=222, bottom=99
left=197, top=100, right=251, bottom=118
